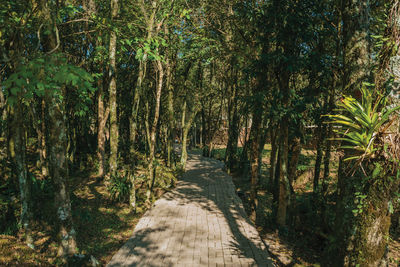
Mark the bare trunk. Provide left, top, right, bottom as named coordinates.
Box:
left=288, top=137, right=301, bottom=187
left=108, top=0, right=119, bottom=177
left=167, top=86, right=174, bottom=167
left=181, top=107, right=198, bottom=170
left=147, top=60, right=164, bottom=203
left=14, top=103, right=34, bottom=248
left=269, top=127, right=278, bottom=190
left=276, top=120, right=290, bottom=227
left=29, top=99, right=48, bottom=177
left=322, top=92, right=334, bottom=195
left=0, top=89, right=6, bottom=140
left=225, top=86, right=239, bottom=174
left=313, top=122, right=324, bottom=194
left=129, top=169, right=136, bottom=212
left=276, top=69, right=290, bottom=227
left=131, top=3, right=156, bottom=152
left=94, top=14, right=108, bottom=177
left=97, top=73, right=109, bottom=177
left=40, top=0, right=77, bottom=257
left=180, top=100, right=187, bottom=167
left=48, top=95, right=77, bottom=257
left=248, top=109, right=262, bottom=222
left=130, top=60, right=146, bottom=152
left=39, top=99, right=48, bottom=177
left=165, top=28, right=176, bottom=167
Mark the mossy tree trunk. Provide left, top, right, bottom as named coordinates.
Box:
left=332, top=159, right=399, bottom=266
left=328, top=0, right=372, bottom=264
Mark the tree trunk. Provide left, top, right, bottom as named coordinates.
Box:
left=322, top=93, right=334, bottom=196
left=181, top=107, right=198, bottom=170
left=94, top=15, right=108, bottom=178
left=288, top=137, right=301, bottom=188
left=341, top=0, right=371, bottom=95
left=39, top=99, right=48, bottom=177
left=328, top=0, right=372, bottom=263
left=40, top=0, right=77, bottom=258
left=0, top=89, right=6, bottom=140
left=273, top=141, right=281, bottom=204
left=166, top=76, right=175, bottom=167
left=130, top=60, right=145, bottom=153
left=276, top=120, right=290, bottom=227
left=225, top=86, right=239, bottom=174
left=180, top=100, right=187, bottom=167
left=108, top=0, right=119, bottom=177
left=313, top=122, right=324, bottom=194
left=165, top=27, right=176, bottom=168
left=48, top=95, right=77, bottom=257
left=269, top=127, right=278, bottom=191
left=248, top=105, right=263, bottom=222
left=14, top=102, right=34, bottom=248
left=97, top=72, right=108, bottom=178
left=331, top=159, right=398, bottom=266
left=146, top=60, right=164, bottom=203
left=129, top=169, right=136, bottom=212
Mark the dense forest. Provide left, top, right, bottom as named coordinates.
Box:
left=1, top=0, right=400, bottom=266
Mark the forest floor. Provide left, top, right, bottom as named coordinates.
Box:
left=1, top=145, right=400, bottom=266
left=0, top=156, right=177, bottom=266
left=0, top=174, right=144, bottom=266
left=209, top=145, right=400, bottom=266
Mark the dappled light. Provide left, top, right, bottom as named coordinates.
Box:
left=1, top=0, right=400, bottom=266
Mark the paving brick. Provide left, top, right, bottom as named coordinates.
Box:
left=107, top=153, right=273, bottom=267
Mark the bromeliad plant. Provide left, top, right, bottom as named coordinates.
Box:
left=326, top=85, right=400, bottom=162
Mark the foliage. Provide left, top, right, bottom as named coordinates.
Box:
left=3, top=53, right=95, bottom=116
left=154, top=164, right=177, bottom=189
left=107, top=174, right=131, bottom=203
left=326, top=85, right=400, bottom=162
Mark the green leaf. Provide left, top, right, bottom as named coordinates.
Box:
left=10, top=87, right=20, bottom=96
left=388, top=201, right=394, bottom=214
left=372, top=164, right=382, bottom=179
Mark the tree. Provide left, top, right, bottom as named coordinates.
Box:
left=109, top=0, right=119, bottom=177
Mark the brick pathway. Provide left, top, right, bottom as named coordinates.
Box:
left=107, top=153, right=273, bottom=267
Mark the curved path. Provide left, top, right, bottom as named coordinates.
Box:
left=107, top=153, right=273, bottom=267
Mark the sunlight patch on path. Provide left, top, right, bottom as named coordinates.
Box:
left=107, top=153, right=273, bottom=267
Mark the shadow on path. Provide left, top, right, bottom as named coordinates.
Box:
left=107, top=152, right=273, bottom=267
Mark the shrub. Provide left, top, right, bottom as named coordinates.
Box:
left=107, top=174, right=131, bottom=203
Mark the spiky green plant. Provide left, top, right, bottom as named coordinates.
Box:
left=326, top=85, right=400, bottom=161
left=108, top=174, right=131, bottom=203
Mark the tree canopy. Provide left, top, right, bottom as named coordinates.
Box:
left=1, top=0, right=400, bottom=265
